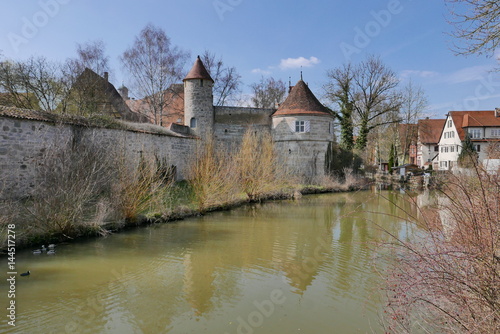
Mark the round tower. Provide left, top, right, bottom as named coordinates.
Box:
left=183, top=56, right=214, bottom=139
left=272, top=79, right=335, bottom=182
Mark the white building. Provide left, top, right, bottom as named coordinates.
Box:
left=416, top=118, right=445, bottom=169
left=437, top=109, right=500, bottom=170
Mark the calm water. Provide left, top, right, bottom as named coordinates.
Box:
left=1, top=189, right=421, bottom=334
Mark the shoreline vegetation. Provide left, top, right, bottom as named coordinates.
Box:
left=382, top=163, right=499, bottom=333
left=0, top=129, right=367, bottom=253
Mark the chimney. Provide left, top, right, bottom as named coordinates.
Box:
left=495, top=108, right=500, bottom=117
left=104, top=72, right=109, bottom=82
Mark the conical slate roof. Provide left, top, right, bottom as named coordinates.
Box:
left=273, top=80, right=330, bottom=116
left=183, top=56, right=214, bottom=82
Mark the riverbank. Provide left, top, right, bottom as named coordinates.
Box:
left=0, top=177, right=369, bottom=254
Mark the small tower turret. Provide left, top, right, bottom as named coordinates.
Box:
left=183, top=56, right=214, bottom=139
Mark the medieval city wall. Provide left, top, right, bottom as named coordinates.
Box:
left=214, top=106, right=274, bottom=148
left=0, top=115, right=197, bottom=199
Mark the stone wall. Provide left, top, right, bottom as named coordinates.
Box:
left=214, top=106, right=274, bottom=149
left=0, top=115, right=197, bottom=199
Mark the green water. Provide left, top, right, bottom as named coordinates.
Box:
left=1, top=189, right=421, bottom=334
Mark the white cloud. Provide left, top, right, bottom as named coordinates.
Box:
left=251, top=68, right=272, bottom=75
left=279, top=56, right=320, bottom=70
left=446, top=65, right=491, bottom=84
left=400, top=70, right=439, bottom=79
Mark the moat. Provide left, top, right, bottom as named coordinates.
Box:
left=1, top=189, right=421, bottom=333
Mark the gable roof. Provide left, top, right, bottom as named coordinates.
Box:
left=449, top=110, right=500, bottom=140
left=183, top=56, right=214, bottom=82
left=71, top=68, right=146, bottom=122
left=272, top=80, right=331, bottom=117
left=418, top=118, right=446, bottom=144
left=398, top=123, right=418, bottom=148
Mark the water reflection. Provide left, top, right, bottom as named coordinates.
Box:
left=1, top=190, right=420, bottom=334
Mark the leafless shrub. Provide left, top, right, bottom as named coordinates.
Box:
left=187, top=138, right=240, bottom=211
left=236, top=129, right=293, bottom=201
left=383, top=164, right=500, bottom=333
left=21, top=138, right=116, bottom=238
left=312, top=167, right=363, bottom=191
left=111, top=153, right=173, bottom=222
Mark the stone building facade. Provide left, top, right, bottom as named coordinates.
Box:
left=182, top=56, right=336, bottom=181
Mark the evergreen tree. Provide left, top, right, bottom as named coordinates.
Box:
left=388, top=144, right=395, bottom=174
left=458, top=133, right=478, bottom=167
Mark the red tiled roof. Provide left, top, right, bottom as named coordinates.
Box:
left=183, top=56, right=214, bottom=82
left=449, top=110, right=500, bottom=140
left=418, top=118, right=446, bottom=144
left=127, top=84, right=185, bottom=126
left=272, top=80, right=331, bottom=117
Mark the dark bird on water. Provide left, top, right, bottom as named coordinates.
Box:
left=20, top=271, right=30, bottom=276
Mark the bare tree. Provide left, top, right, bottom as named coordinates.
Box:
left=446, top=0, right=500, bottom=59
left=201, top=50, right=241, bottom=106
left=324, top=63, right=355, bottom=150
left=398, top=80, right=428, bottom=163
left=325, top=55, right=402, bottom=150
left=249, top=76, right=287, bottom=109
left=352, top=55, right=402, bottom=150
left=0, top=56, right=64, bottom=111
left=67, top=40, right=110, bottom=77
left=120, top=24, right=189, bottom=125
left=61, top=40, right=112, bottom=115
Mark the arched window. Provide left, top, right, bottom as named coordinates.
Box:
left=190, top=117, right=197, bottom=128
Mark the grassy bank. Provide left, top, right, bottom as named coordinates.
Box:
left=0, top=130, right=366, bottom=253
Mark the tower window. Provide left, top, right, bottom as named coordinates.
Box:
left=200, top=79, right=203, bottom=87
left=295, top=120, right=310, bottom=133
left=190, top=117, right=197, bottom=128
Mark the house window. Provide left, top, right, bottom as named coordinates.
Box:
left=444, top=132, right=448, bottom=139
left=491, top=129, right=500, bottom=137
left=450, top=146, right=455, bottom=152
left=190, top=117, right=197, bottom=128
left=295, top=120, right=310, bottom=133
left=474, top=144, right=481, bottom=152
left=448, top=120, right=452, bottom=128
left=469, top=129, right=481, bottom=139
left=434, top=145, right=439, bottom=152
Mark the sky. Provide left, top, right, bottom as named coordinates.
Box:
left=1, top=0, right=499, bottom=119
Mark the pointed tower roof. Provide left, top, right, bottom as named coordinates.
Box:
left=183, top=56, right=214, bottom=83
left=273, top=80, right=330, bottom=117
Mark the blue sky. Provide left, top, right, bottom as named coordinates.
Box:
left=1, top=0, right=499, bottom=118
